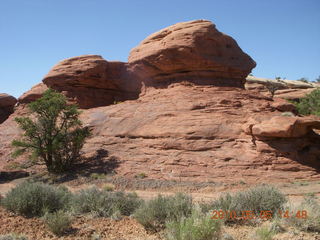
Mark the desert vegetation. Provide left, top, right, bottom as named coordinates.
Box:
left=294, top=88, right=320, bottom=116
left=1, top=182, right=318, bottom=239
left=12, top=89, right=90, bottom=173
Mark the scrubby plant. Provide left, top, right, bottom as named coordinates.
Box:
left=0, top=234, right=28, bottom=240
left=134, top=193, right=193, bottom=232
left=297, top=77, right=309, bottom=83
left=265, top=81, right=280, bottom=99
left=284, top=195, right=320, bottom=232
left=165, top=209, right=222, bottom=240
left=90, top=173, right=106, bottom=180
left=71, top=187, right=142, bottom=217
left=12, top=89, right=90, bottom=173
left=135, top=173, right=147, bottom=179
left=253, top=225, right=275, bottom=240
left=294, top=88, right=320, bottom=116
left=103, top=183, right=115, bottom=192
left=201, top=185, right=286, bottom=223
left=44, top=210, right=72, bottom=236
left=1, top=181, right=72, bottom=217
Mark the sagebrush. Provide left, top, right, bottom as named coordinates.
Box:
left=166, top=209, right=222, bottom=240
left=1, top=181, right=72, bottom=217
left=284, top=195, right=320, bottom=232
left=134, top=193, right=193, bottom=232
left=71, top=187, right=142, bottom=217
left=201, top=185, right=286, bottom=223
left=44, top=210, right=72, bottom=236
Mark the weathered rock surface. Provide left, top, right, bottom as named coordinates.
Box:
left=270, top=98, right=296, bottom=113
left=275, top=88, right=316, bottom=101
left=245, top=76, right=318, bottom=100
left=79, top=85, right=320, bottom=182
left=43, top=55, right=141, bottom=108
left=1, top=20, right=320, bottom=184
left=0, top=94, right=17, bottom=124
left=129, top=20, right=256, bottom=88
left=247, top=116, right=320, bottom=138
left=18, top=83, right=48, bottom=104
left=4, top=84, right=319, bottom=183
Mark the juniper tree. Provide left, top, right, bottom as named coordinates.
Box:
left=12, top=89, right=90, bottom=173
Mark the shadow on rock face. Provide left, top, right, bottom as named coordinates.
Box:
left=261, top=131, right=320, bottom=172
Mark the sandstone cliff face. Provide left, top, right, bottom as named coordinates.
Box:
left=1, top=20, right=319, bottom=183
left=0, top=94, right=17, bottom=124
left=18, top=83, right=48, bottom=104
left=42, top=55, right=141, bottom=108
left=129, top=20, right=256, bottom=88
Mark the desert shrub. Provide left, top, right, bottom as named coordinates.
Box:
left=253, top=225, right=275, bottom=240
left=71, top=187, right=142, bottom=217
left=165, top=209, right=222, bottom=240
left=12, top=89, right=90, bottom=173
left=201, top=185, right=286, bottom=223
left=284, top=195, right=320, bottom=232
left=134, top=193, right=193, bottom=232
left=265, top=81, right=280, bottom=98
left=297, top=77, right=309, bottom=83
left=1, top=181, right=72, bottom=217
left=0, top=234, right=28, bottom=240
left=44, top=210, right=72, bottom=236
left=294, top=88, right=320, bottom=116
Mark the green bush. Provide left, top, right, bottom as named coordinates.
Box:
left=1, top=181, right=72, bottom=217
left=12, top=89, right=90, bottom=173
left=134, top=193, right=193, bottom=232
left=201, top=185, right=286, bottom=223
left=295, top=88, right=320, bottom=116
left=284, top=196, right=320, bottom=232
left=165, top=209, right=222, bottom=240
left=44, top=210, right=72, bottom=236
left=71, top=187, right=142, bottom=217
left=0, top=234, right=28, bottom=240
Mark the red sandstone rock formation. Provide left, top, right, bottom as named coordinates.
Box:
left=18, top=83, right=48, bottom=104
left=129, top=20, right=256, bottom=88
left=1, top=20, right=319, bottom=184
left=0, top=93, right=17, bottom=124
left=42, top=55, right=141, bottom=108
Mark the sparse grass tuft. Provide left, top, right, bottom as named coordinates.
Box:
left=165, top=209, right=222, bottom=240
left=44, top=210, right=72, bottom=236
left=102, top=183, right=115, bottom=192
left=135, top=173, right=147, bottom=179
left=253, top=225, right=275, bottom=240
left=90, top=173, right=106, bottom=180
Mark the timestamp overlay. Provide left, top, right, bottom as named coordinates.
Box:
left=211, top=210, right=307, bottom=220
